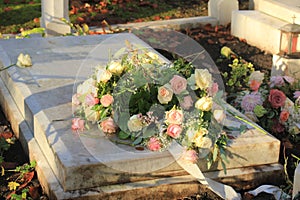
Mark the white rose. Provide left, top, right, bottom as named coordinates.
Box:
left=107, top=61, right=124, bottom=75
left=213, top=109, right=225, bottom=123
left=249, top=71, right=264, bottom=84
left=16, top=53, right=32, bottom=68
left=84, top=106, right=100, bottom=123
left=77, top=78, right=98, bottom=95
left=195, top=96, right=213, bottom=111
left=127, top=115, right=144, bottom=132
left=96, top=68, right=112, bottom=83
left=195, top=69, right=212, bottom=90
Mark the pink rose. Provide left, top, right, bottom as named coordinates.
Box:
left=100, top=117, right=118, bottom=134
left=180, top=95, right=193, bottom=110
left=85, top=93, right=99, bottom=106
left=280, top=110, right=289, bottom=122
left=72, top=94, right=81, bottom=105
left=283, top=76, right=294, bottom=84
left=181, top=149, right=198, bottom=164
left=166, top=124, right=182, bottom=138
left=147, top=137, right=161, bottom=151
left=249, top=80, right=261, bottom=91
left=165, top=109, right=183, bottom=125
left=208, top=82, right=219, bottom=96
left=268, top=89, right=286, bottom=109
left=72, top=118, right=85, bottom=131
left=100, top=94, right=114, bottom=107
left=169, top=75, right=187, bottom=94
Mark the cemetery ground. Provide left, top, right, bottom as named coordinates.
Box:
left=0, top=0, right=300, bottom=200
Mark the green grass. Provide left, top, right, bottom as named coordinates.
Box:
left=0, top=0, right=41, bottom=33
left=0, top=0, right=207, bottom=34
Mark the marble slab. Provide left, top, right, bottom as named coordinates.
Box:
left=0, top=33, right=281, bottom=192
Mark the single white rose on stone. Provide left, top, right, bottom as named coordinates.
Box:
left=194, top=69, right=212, bottom=90
left=16, top=53, right=32, bottom=68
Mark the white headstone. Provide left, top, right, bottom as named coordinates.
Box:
left=208, top=0, right=239, bottom=25
left=294, top=163, right=300, bottom=198
left=40, top=0, right=71, bottom=36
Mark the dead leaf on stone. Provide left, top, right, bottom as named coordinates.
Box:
left=207, top=39, right=215, bottom=44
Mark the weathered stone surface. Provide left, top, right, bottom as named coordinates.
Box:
left=272, top=54, right=300, bottom=80
left=208, top=0, right=238, bottom=25
left=0, top=33, right=282, bottom=198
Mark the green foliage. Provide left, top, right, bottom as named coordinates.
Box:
left=222, top=58, right=254, bottom=92
left=11, top=188, right=31, bottom=200
left=14, top=160, right=36, bottom=176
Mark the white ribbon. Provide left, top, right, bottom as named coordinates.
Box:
left=169, top=142, right=241, bottom=200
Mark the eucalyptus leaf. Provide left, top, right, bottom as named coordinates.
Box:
left=132, top=137, right=143, bottom=145
left=118, top=131, right=130, bottom=140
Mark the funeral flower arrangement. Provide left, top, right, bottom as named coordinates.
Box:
left=72, top=43, right=228, bottom=166
left=231, top=68, right=300, bottom=140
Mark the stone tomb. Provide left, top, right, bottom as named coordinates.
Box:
left=0, top=33, right=283, bottom=199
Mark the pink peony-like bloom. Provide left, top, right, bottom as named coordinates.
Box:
left=270, top=76, right=284, bottom=88
left=268, top=89, right=286, bottom=109
left=169, top=75, right=187, bottom=94
left=165, top=109, right=184, bottom=125
left=147, top=137, right=161, bottom=151
left=100, top=117, right=118, bottom=134
left=294, top=91, right=300, bottom=99
left=85, top=93, right=99, bottom=106
left=72, top=118, right=85, bottom=131
left=249, top=80, right=261, bottom=91
left=180, top=95, right=193, bottom=110
left=100, top=94, right=114, bottom=107
left=280, top=110, right=290, bottom=122
left=166, top=124, right=182, bottom=138
left=181, top=149, right=198, bottom=164
left=241, top=93, right=263, bottom=112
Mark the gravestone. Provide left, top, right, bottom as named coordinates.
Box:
left=0, top=33, right=283, bottom=199
left=208, top=0, right=239, bottom=25
left=40, top=0, right=71, bottom=36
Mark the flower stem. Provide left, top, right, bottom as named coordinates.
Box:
left=0, top=63, right=15, bottom=72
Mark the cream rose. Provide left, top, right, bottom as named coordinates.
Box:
left=157, top=86, right=173, bottom=104
left=192, top=128, right=211, bottom=148
left=100, top=94, right=114, bottom=107
left=127, top=115, right=144, bottom=132
left=165, top=109, right=183, bottom=125
left=169, top=75, right=187, bottom=94
left=96, top=69, right=112, bottom=83
left=195, top=69, right=212, bottom=90
left=107, top=61, right=124, bottom=75
left=195, top=96, right=213, bottom=111
left=100, top=117, right=118, bottom=134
